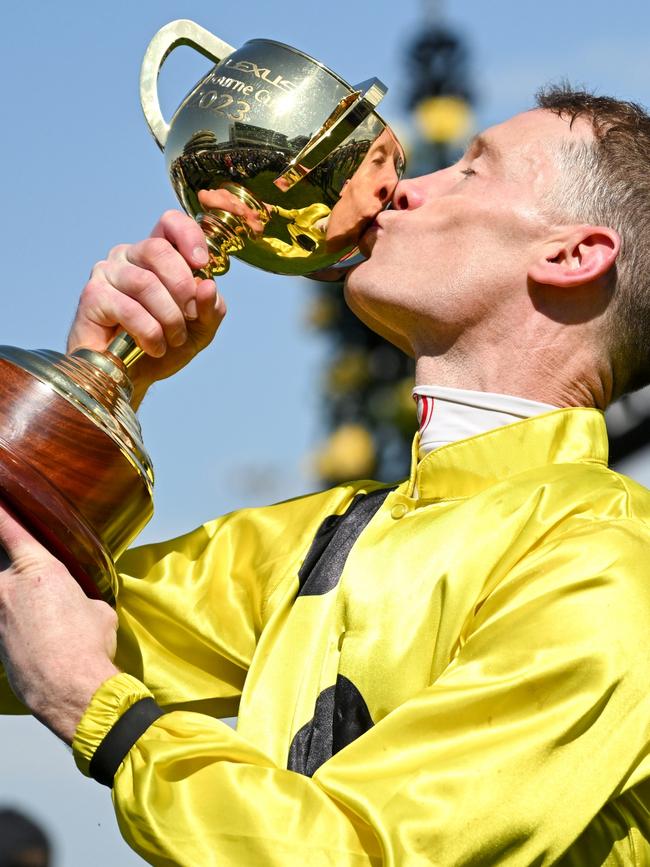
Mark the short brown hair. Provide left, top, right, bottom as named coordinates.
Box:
left=536, top=83, right=650, bottom=397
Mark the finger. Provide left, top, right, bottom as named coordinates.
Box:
left=126, top=237, right=199, bottom=325
left=195, top=277, right=218, bottom=320
left=67, top=285, right=120, bottom=354
left=0, top=502, right=49, bottom=566
left=151, top=210, right=209, bottom=271
left=67, top=250, right=134, bottom=352
left=189, top=280, right=226, bottom=350
left=68, top=273, right=168, bottom=356
left=74, top=274, right=168, bottom=357
left=101, top=260, right=187, bottom=350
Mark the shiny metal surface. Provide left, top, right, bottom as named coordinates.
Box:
left=140, top=19, right=235, bottom=150
left=142, top=20, right=406, bottom=281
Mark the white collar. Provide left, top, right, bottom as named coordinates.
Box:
left=413, top=385, right=557, bottom=459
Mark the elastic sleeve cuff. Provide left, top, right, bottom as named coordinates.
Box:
left=73, top=673, right=158, bottom=779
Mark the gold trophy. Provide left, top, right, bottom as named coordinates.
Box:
left=139, top=19, right=405, bottom=282
left=0, top=20, right=405, bottom=603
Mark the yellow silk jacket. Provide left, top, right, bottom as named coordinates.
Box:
left=5, top=407, right=650, bottom=865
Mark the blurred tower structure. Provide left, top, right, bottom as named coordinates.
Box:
left=310, top=0, right=476, bottom=485
left=406, top=0, right=474, bottom=174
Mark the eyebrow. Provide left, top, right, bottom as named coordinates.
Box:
left=466, top=134, right=501, bottom=163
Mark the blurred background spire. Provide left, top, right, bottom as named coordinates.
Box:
left=408, top=0, right=474, bottom=166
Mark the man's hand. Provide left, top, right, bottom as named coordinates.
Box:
left=197, top=188, right=269, bottom=235
left=0, top=504, right=119, bottom=744
left=67, top=210, right=227, bottom=405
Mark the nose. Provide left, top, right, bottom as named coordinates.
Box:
left=392, top=176, right=429, bottom=210
left=375, top=163, right=399, bottom=206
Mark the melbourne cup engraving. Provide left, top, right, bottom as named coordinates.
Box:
left=0, top=21, right=404, bottom=604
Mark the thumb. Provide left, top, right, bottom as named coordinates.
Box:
left=0, top=502, right=49, bottom=566
left=67, top=316, right=117, bottom=356
left=194, top=279, right=226, bottom=337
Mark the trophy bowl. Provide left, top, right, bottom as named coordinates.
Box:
left=141, top=20, right=406, bottom=279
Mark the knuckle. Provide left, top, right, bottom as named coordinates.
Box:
left=170, top=273, right=194, bottom=299
left=98, top=600, right=118, bottom=626
left=140, top=321, right=164, bottom=345
left=163, top=208, right=200, bottom=237
left=108, top=243, right=129, bottom=260
left=161, top=208, right=182, bottom=224
left=81, top=278, right=105, bottom=303
left=127, top=267, right=157, bottom=297
left=50, top=561, right=70, bottom=583
left=89, top=259, right=108, bottom=278
left=141, top=236, right=171, bottom=261
left=90, top=600, right=118, bottom=632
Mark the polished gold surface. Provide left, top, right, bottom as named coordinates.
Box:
left=140, top=20, right=236, bottom=151
left=106, top=333, right=146, bottom=369
left=272, top=78, right=386, bottom=192
left=195, top=182, right=270, bottom=276
left=108, top=22, right=407, bottom=366
left=142, top=19, right=406, bottom=280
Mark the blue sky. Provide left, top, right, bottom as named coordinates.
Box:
left=1, top=1, right=650, bottom=863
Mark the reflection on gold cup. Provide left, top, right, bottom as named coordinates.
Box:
left=141, top=20, right=406, bottom=280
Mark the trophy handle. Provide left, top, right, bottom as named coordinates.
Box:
left=274, top=77, right=387, bottom=192
left=140, top=19, right=235, bottom=151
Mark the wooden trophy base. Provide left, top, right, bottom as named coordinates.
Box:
left=0, top=440, right=115, bottom=600
left=0, top=349, right=154, bottom=604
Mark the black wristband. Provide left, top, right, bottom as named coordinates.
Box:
left=89, top=697, right=164, bottom=788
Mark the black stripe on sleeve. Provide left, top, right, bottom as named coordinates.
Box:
left=88, top=697, right=164, bottom=788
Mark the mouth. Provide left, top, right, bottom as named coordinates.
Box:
left=357, top=219, right=381, bottom=257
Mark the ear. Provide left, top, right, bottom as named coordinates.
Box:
left=528, top=226, right=620, bottom=287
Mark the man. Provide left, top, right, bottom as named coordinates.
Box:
left=1, top=85, right=650, bottom=865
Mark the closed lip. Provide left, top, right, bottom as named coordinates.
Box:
left=357, top=221, right=381, bottom=256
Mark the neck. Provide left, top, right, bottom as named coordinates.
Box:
left=413, top=335, right=610, bottom=409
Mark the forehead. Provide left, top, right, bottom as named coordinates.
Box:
left=481, top=108, right=593, bottom=159
left=475, top=109, right=594, bottom=187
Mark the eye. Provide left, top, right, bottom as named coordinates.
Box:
left=460, top=167, right=476, bottom=177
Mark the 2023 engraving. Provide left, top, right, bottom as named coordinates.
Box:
left=196, top=90, right=253, bottom=121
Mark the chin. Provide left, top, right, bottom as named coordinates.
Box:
left=343, top=261, right=371, bottom=309
left=343, top=270, right=414, bottom=357
left=343, top=255, right=375, bottom=294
